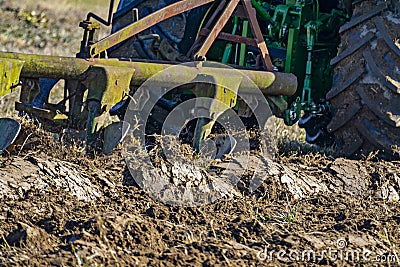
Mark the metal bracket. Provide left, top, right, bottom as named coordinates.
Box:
left=191, top=0, right=274, bottom=70
left=85, top=65, right=134, bottom=111
left=190, top=70, right=243, bottom=150
left=0, top=58, right=24, bottom=98
left=84, top=65, right=134, bottom=147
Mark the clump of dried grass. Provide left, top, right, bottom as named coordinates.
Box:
left=2, top=117, right=87, bottom=162
left=267, top=116, right=335, bottom=157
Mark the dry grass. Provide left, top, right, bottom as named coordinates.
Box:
left=266, top=116, right=326, bottom=156
left=20, top=0, right=111, bottom=16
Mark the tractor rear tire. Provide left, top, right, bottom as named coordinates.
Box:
left=327, top=0, right=400, bottom=158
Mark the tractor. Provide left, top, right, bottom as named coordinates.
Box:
left=0, top=0, right=399, bottom=159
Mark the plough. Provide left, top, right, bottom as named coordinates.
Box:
left=1, top=0, right=398, bottom=158
left=0, top=0, right=297, bottom=153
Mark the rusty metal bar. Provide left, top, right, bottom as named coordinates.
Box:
left=199, top=28, right=258, bottom=46
left=195, top=0, right=240, bottom=59
left=0, top=52, right=90, bottom=79
left=88, top=0, right=216, bottom=58
left=186, top=0, right=227, bottom=57
left=0, top=51, right=297, bottom=96
left=203, top=0, right=227, bottom=30
left=241, top=0, right=273, bottom=70
left=15, top=102, right=68, bottom=122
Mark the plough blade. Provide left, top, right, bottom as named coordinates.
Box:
left=103, top=121, right=130, bottom=154
left=0, top=118, right=21, bottom=154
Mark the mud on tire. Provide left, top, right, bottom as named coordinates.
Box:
left=327, top=0, right=400, bottom=158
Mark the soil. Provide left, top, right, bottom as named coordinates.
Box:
left=1, top=123, right=400, bottom=266
left=0, top=1, right=400, bottom=266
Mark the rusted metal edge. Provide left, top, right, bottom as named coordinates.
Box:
left=15, top=102, right=68, bottom=121
left=339, top=4, right=387, bottom=34
left=198, top=28, right=258, bottom=46
left=192, top=0, right=273, bottom=71
left=203, top=0, right=227, bottom=30
left=241, top=0, right=273, bottom=70
left=330, top=31, right=374, bottom=66
left=89, top=0, right=216, bottom=57
left=186, top=0, right=227, bottom=57
left=326, top=67, right=364, bottom=100
left=195, top=0, right=240, bottom=59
